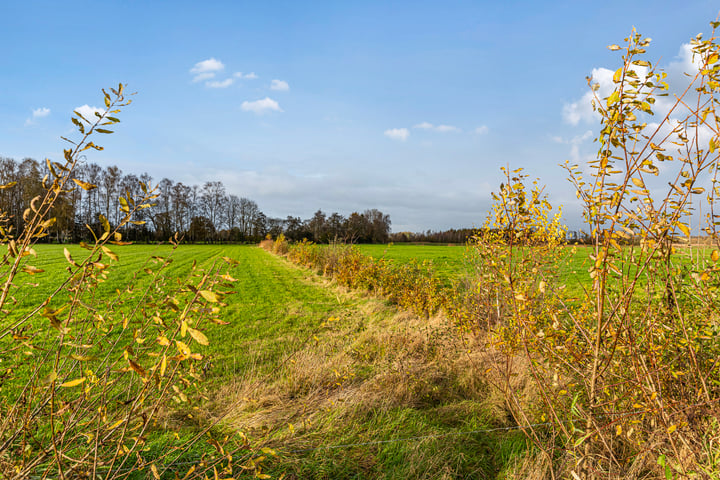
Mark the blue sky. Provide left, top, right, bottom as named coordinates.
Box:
left=2, top=0, right=719, bottom=231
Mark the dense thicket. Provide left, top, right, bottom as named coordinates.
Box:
left=0, top=156, right=391, bottom=244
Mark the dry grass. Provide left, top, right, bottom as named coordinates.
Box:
left=199, top=274, right=534, bottom=477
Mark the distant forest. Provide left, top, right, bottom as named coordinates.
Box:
left=0, top=156, right=398, bottom=244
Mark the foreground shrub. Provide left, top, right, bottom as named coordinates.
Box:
left=0, top=86, right=246, bottom=479
left=471, top=26, right=720, bottom=478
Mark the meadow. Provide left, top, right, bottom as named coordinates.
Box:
left=357, top=242, right=595, bottom=297
left=3, top=243, right=530, bottom=479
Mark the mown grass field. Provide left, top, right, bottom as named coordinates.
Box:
left=5, top=244, right=529, bottom=479
left=357, top=242, right=717, bottom=299
left=357, top=242, right=595, bottom=296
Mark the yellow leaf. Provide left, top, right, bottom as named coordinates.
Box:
left=70, top=353, right=96, bottom=362
left=150, top=463, right=160, bottom=480
left=101, top=245, right=119, bottom=262
left=176, top=341, right=191, bottom=356
left=631, top=177, right=645, bottom=188
left=72, top=178, right=97, bottom=191
left=613, top=67, right=623, bottom=83
left=43, top=370, right=58, bottom=384
left=711, top=250, right=719, bottom=262
left=188, top=327, right=209, bottom=346
left=608, top=44, right=621, bottom=51
left=160, top=354, right=167, bottom=377
left=199, top=290, right=218, bottom=303
left=181, top=320, right=188, bottom=338
left=99, top=214, right=110, bottom=233
left=667, top=424, right=677, bottom=434
left=22, top=265, right=44, bottom=275
left=60, top=377, right=86, bottom=388
left=107, top=419, right=124, bottom=430
left=157, top=335, right=170, bottom=346
left=63, top=248, right=76, bottom=266
left=677, top=223, right=691, bottom=237
left=607, top=91, right=620, bottom=106
left=616, top=425, right=622, bottom=436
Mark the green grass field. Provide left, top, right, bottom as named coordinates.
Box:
left=357, top=242, right=717, bottom=300
left=3, top=244, right=529, bottom=479
left=357, top=242, right=595, bottom=296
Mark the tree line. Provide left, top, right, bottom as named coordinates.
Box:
left=0, top=156, right=392, bottom=244
left=389, top=228, right=476, bottom=244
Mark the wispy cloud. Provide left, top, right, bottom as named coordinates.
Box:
left=190, top=58, right=225, bottom=82
left=384, top=128, right=409, bottom=141
left=474, top=125, right=489, bottom=135
left=33, top=107, right=50, bottom=118
left=270, top=79, right=289, bottom=91
left=413, top=122, right=461, bottom=132
left=234, top=72, right=258, bottom=79
left=206, top=78, right=234, bottom=88
left=436, top=124, right=460, bottom=132
left=241, top=97, right=283, bottom=114
left=25, top=107, right=51, bottom=126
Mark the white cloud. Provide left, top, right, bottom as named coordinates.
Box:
left=553, top=130, right=593, bottom=145
left=562, top=67, right=615, bottom=125
left=475, top=125, right=489, bottom=135
left=412, top=122, right=460, bottom=132
left=32, top=107, right=50, bottom=118
left=190, top=58, right=225, bottom=82
left=270, top=79, right=289, bottom=91
left=436, top=124, right=460, bottom=133
left=241, top=97, right=283, bottom=114
left=234, top=72, right=259, bottom=79
left=206, top=78, right=234, bottom=88
left=192, top=72, right=216, bottom=83
left=384, top=128, right=409, bottom=141
left=25, top=107, right=51, bottom=126
left=74, top=104, right=105, bottom=122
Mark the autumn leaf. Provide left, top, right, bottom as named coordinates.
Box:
left=60, top=377, right=86, bottom=388
left=199, top=290, right=219, bottom=303
left=188, top=327, right=209, bottom=346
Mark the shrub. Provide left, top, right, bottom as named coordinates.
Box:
left=471, top=26, right=720, bottom=478
left=0, top=86, right=240, bottom=479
